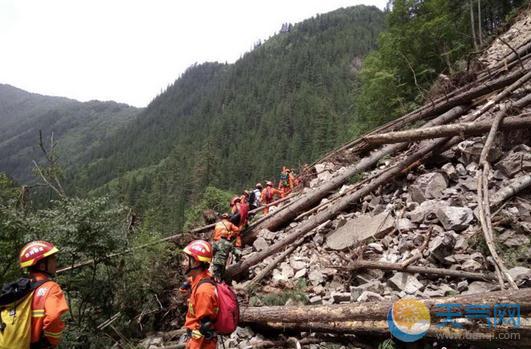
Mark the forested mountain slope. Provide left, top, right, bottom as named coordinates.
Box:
left=73, top=5, right=386, bottom=231
left=0, top=84, right=139, bottom=182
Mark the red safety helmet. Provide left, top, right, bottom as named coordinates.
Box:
left=19, top=240, right=59, bottom=268
left=183, top=240, right=213, bottom=263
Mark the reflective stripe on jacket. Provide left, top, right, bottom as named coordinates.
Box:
left=30, top=272, right=69, bottom=347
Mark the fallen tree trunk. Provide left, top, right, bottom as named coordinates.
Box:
left=240, top=288, right=531, bottom=323
left=246, top=105, right=470, bottom=240
left=263, top=321, right=531, bottom=347
left=314, top=63, right=529, bottom=167
left=347, top=260, right=497, bottom=281
left=363, top=115, right=531, bottom=145
left=491, top=174, right=531, bottom=209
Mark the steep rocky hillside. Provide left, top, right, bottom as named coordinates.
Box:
left=144, top=7, right=531, bottom=349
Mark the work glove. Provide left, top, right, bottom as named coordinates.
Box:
left=199, top=318, right=216, bottom=340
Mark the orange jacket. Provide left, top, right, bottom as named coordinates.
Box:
left=213, top=219, right=240, bottom=241
left=184, top=270, right=218, bottom=349
left=30, top=272, right=69, bottom=347
left=261, top=187, right=282, bottom=204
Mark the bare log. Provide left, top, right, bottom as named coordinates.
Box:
left=313, top=64, right=528, bottom=167
left=347, top=260, right=496, bottom=281
left=363, top=115, right=531, bottom=145
left=240, top=288, right=531, bottom=324
left=491, top=174, right=531, bottom=208
left=263, top=321, right=531, bottom=347
left=477, top=100, right=520, bottom=289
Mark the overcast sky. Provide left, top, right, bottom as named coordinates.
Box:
left=0, top=0, right=387, bottom=107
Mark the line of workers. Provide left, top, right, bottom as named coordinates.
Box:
left=210, top=166, right=298, bottom=281
left=180, top=167, right=299, bottom=348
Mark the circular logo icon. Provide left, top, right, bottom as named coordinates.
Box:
left=387, top=299, right=430, bottom=342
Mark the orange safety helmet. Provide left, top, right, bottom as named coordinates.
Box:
left=266, top=181, right=273, bottom=187
left=19, top=240, right=59, bottom=268
left=183, top=240, right=213, bottom=263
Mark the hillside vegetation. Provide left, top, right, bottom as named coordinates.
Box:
left=72, top=5, right=386, bottom=232
left=0, top=84, right=139, bottom=182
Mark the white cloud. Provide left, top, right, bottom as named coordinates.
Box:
left=0, top=0, right=387, bottom=107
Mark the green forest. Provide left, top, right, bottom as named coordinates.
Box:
left=0, top=1, right=528, bottom=347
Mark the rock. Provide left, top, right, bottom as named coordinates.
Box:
left=508, top=266, right=531, bottom=283
left=357, top=290, right=384, bottom=302
left=457, top=280, right=469, bottom=292
left=463, top=281, right=491, bottom=295
left=436, top=206, right=474, bottom=231
left=317, top=171, right=333, bottom=182
left=326, top=211, right=394, bottom=250
left=442, top=163, right=458, bottom=181
left=409, top=172, right=448, bottom=203
left=423, top=289, right=445, bottom=298
left=367, top=242, right=384, bottom=253
left=272, top=269, right=286, bottom=282
left=461, top=259, right=482, bottom=271
left=495, top=145, right=531, bottom=178
left=313, top=285, right=325, bottom=295
left=459, top=177, right=477, bottom=191
left=331, top=292, right=351, bottom=303
left=259, top=229, right=276, bottom=242
left=429, top=232, right=456, bottom=263
left=309, top=295, right=322, bottom=304
left=456, top=163, right=467, bottom=176
left=308, top=270, right=324, bottom=285
left=396, top=218, right=417, bottom=231
left=253, top=237, right=269, bottom=251
left=454, top=235, right=468, bottom=250
left=235, top=326, right=254, bottom=339
left=289, top=258, right=306, bottom=271
left=503, top=234, right=530, bottom=247
left=407, top=200, right=445, bottom=223
left=294, top=268, right=307, bottom=279
left=280, top=263, right=294, bottom=279
left=388, top=273, right=424, bottom=294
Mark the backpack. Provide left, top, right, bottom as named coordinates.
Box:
left=0, top=278, right=47, bottom=349
left=197, top=278, right=239, bottom=335
left=279, top=172, right=289, bottom=187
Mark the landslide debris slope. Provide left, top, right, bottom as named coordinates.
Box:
left=145, top=7, right=531, bottom=349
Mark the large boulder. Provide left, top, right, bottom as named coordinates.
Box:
left=326, top=212, right=394, bottom=250
left=409, top=172, right=448, bottom=203
left=436, top=206, right=474, bottom=231
left=495, top=145, right=531, bottom=178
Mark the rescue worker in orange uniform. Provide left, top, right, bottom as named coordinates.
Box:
left=181, top=240, right=219, bottom=349
left=278, top=167, right=296, bottom=198
left=18, top=240, right=69, bottom=348
left=212, top=213, right=240, bottom=242
left=260, top=181, right=282, bottom=215
left=237, top=192, right=250, bottom=230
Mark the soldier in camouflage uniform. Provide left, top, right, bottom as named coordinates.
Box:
left=212, top=221, right=241, bottom=281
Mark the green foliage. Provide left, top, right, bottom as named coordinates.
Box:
left=68, top=6, right=385, bottom=233
left=0, top=187, right=175, bottom=348
left=356, top=0, right=528, bottom=134
left=183, top=186, right=233, bottom=230
left=378, top=339, right=397, bottom=349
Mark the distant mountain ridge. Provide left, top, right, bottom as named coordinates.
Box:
left=0, top=84, right=140, bottom=182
